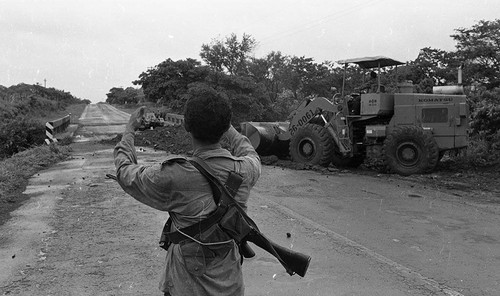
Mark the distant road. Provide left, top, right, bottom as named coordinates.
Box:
left=75, top=104, right=130, bottom=141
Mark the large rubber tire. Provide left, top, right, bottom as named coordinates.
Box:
left=289, top=123, right=334, bottom=167
left=383, top=126, right=439, bottom=176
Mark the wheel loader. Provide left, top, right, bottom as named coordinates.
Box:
left=241, top=56, right=469, bottom=176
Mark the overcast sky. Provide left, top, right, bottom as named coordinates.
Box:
left=1, top=0, right=499, bottom=103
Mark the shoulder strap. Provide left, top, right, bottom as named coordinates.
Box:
left=161, top=155, right=187, bottom=166
left=188, top=156, right=243, bottom=201
left=160, top=156, right=243, bottom=245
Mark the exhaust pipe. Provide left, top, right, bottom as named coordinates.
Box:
left=433, top=64, right=465, bottom=95
left=458, top=65, right=463, bottom=85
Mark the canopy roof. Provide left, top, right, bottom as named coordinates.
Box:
left=337, top=56, right=404, bottom=69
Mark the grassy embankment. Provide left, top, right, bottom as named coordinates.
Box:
left=0, top=103, right=87, bottom=225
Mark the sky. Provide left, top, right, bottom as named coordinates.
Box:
left=1, top=0, right=499, bottom=103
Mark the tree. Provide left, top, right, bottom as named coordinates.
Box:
left=200, top=33, right=257, bottom=76
left=451, top=19, right=500, bottom=89
left=248, top=53, right=343, bottom=120
left=199, top=33, right=276, bottom=121
left=249, top=51, right=290, bottom=102
left=105, top=87, right=141, bottom=105
left=286, top=56, right=336, bottom=100
left=215, top=74, right=268, bottom=123
left=133, top=58, right=209, bottom=111
left=403, top=47, right=461, bottom=93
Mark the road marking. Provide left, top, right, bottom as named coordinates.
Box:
left=260, top=197, right=465, bottom=296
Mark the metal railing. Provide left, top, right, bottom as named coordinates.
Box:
left=45, top=115, right=71, bottom=144
left=164, top=113, right=184, bottom=125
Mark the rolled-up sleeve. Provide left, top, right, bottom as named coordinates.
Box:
left=114, top=132, right=137, bottom=169
left=222, top=125, right=261, bottom=186
left=113, top=132, right=171, bottom=211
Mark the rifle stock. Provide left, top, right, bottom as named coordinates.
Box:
left=268, top=239, right=311, bottom=277
left=245, top=230, right=311, bottom=277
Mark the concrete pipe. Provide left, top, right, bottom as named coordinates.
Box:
left=241, top=122, right=290, bottom=157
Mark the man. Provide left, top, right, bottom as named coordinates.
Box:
left=361, top=70, right=380, bottom=93
left=113, top=87, right=261, bottom=295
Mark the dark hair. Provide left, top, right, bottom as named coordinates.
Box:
left=184, top=86, right=232, bottom=144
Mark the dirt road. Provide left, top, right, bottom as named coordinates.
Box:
left=1, top=104, right=499, bottom=295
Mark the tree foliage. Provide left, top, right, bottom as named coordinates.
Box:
left=135, top=36, right=346, bottom=122
left=288, top=56, right=336, bottom=99
left=248, top=51, right=289, bottom=102
left=105, top=87, right=142, bottom=105
left=200, top=33, right=257, bottom=75
left=451, top=19, right=500, bottom=89
left=215, top=74, right=268, bottom=123
left=248, top=52, right=342, bottom=118
left=0, top=83, right=87, bottom=120
left=403, top=47, right=461, bottom=93
left=133, top=58, right=210, bottom=111
left=448, top=19, right=500, bottom=156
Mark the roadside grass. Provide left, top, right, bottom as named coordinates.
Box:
left=0, top=144, right=71, bottom=224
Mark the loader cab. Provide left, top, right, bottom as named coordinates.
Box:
left=337, top=56, right=405, bottom=116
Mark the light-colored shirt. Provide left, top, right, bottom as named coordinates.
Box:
left=114, top=125, right=261, bottom=295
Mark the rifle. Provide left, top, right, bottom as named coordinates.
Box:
left=187, top=156, right=311, bottom=277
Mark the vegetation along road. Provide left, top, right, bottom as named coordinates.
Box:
left=1, top=104, right=499, bottom=296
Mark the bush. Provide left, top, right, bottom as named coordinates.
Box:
left=448, top=136, right=500, bottom=167
left=0, top=116, right=46, bottom=159
left=470, top=103, right=500, bottom=143
left=466, top=87, right=500, bottom=164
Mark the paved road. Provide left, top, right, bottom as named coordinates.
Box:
left=75, top=104, right=130, bottom=141
left=1, top=104, right=499, bottom=295
left=254, top=167, right=500, bottom=296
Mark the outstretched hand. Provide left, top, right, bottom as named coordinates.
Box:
left=126, top=106, right=146, bottom=132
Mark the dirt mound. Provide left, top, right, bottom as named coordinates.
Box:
left=102, top=125, right=192, bottom=154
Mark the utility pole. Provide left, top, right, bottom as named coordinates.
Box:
left=44, top=79, right=46, bottom=88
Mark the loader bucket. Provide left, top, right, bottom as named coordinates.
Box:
left=240, top=122, right=290, bottom=157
